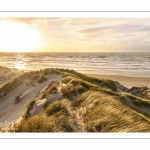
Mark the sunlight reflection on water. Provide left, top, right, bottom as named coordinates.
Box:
left=14, top=54, right=26, bottom=70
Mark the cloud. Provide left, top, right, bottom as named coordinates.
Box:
left=68, top=18, right=102, bottom=26
left=1, top=18, right=150, bottom=52
left=0, top=18, right=64, bottom=24
left=78, top=23, right=150, bottom=34
left=78, top=26, right=113, bottom=33
left=68, top=18, right=129, bottom=26
left=76, top=18, right=150, bottom=47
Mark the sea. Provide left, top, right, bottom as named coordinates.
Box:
left=0, top=52, right=150, bottom=78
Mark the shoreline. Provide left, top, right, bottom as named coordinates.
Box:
left=86, top=73, right=150, bottom=88
left=1, top=66, right=150, bottom=89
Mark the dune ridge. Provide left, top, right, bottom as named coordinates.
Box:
left=0, top=67, right=150, bottom=132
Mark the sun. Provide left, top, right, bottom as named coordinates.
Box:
left=0, top=21, right=40, bottom=52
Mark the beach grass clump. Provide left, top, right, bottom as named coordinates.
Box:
left=43, top=69, right=50, bottom=75
left=14, top=95, right=21, bottom=104
left=49, top=68, right=62, bottom=75
left=61, top=77, right=92, bottom=97
left=76, top=91, right=150, bottom=132
left=101, top=79, right=117, bottom=92
left=11, top=115, right=55, bottom=132
left=11, top=100, right=75, bottom=132
left=62, top=76, right=75, bottom=84
left=61, top=74, right=118, bottom=100
left=100, top=88, right=119, bottom=97
left=127, top=94, right=150, bottom=105
left=31, top=74, right=39, bottom=81
left=54, top=68, right=76, bottom=75
left=45, top=99, right=70, bottom=117
left=74, top=85, right=87, bottom=94
left=118, top=93, right=150, bottom=117
left=71, top=81, right=89, bottom=94
left=119, top=92, right=150, bottom=107
left=67, top=71, right=117, bottom=92
left=72, top=93, right=87, bottom=107
left=60, top=82, right=87, bottom=98
left=0, top=77, right=21, bottom=94
left=48, top=84, right=58, bottom=94
left=61, top=83, right=74, bottom=97
left=12, top=113, right=74, bottom=132
left=42, top=83, right=58, bottom=98
left=37, top=75, right=47, bottom=83
left=61, top=75, right=117, bottom=98
left=22, top=99, right=36, bottom=119
left=61, top=70, right=117, bottom=92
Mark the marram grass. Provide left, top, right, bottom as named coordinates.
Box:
left=2, top=68, right=150, bottom=132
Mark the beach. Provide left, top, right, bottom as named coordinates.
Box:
left=1, top=64, right=150, bottom=89
left=87, top=73, right=150, bottom=88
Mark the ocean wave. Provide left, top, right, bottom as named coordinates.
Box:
left=0, top=52, right=150, bottom=77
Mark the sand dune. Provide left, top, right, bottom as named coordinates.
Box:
left=1, top=67, right=150, bottom=132
left=0, top=66, right=22, bottom=87
left=0, top=70, right=62, bottom=127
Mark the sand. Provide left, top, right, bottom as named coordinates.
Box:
left=0, top=73, right=63, bottom=127
left=86, top=74, right=150, bottom=88
left=1, top=67, right=150, bottom=128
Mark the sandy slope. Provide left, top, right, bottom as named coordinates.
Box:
left=0, top=73, right=62, bottom=127
left=0, top=67, right=22, bottom=87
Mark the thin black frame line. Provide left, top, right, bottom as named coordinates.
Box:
left=0, top=11, right=150, bottom=12
left=0, top=138, right=150, bottom=139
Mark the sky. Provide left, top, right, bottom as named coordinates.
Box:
left=0, top=18, right=150, bottom=52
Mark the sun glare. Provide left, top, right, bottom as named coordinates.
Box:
left=0, top=21, right=40, bottom=52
